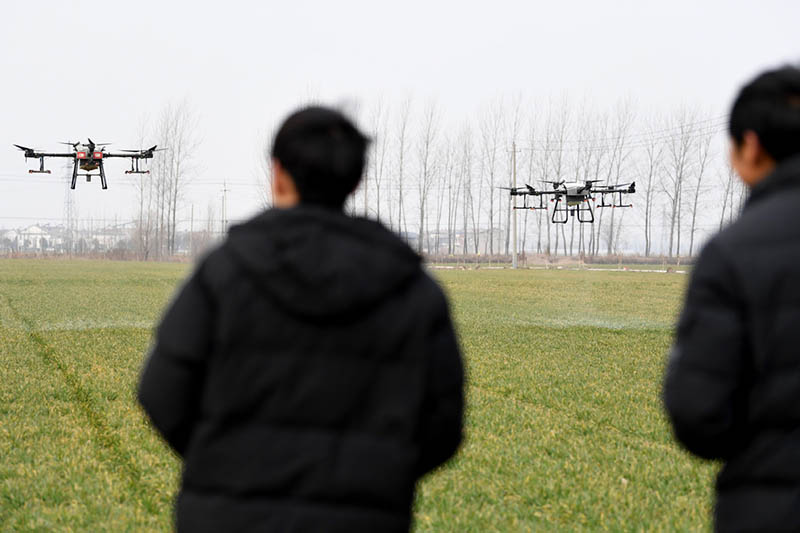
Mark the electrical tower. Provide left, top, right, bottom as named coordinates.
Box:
left=62, top=152, right=77, bottom=254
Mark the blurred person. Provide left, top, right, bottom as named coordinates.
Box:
left=138, top=106, right=464, bottom=532
left=664, top=65, right=800, bottom=531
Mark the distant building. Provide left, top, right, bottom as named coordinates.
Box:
left=18, top=225, right=52, bottom=252
left=1, top=230, right=20, bottom=252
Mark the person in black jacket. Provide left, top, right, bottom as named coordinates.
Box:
left=664, top=65, right=800, bottom=531
left=138, top=106, right=464, bottom=532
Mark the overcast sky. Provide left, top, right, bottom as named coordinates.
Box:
left=0, top=0, right=796, bottom=229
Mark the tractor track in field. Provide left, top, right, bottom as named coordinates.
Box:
left=0, top=290, right=162, bottom=517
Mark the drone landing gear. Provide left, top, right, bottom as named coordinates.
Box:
left=29, top=156, right=51, bottom=174
left=575, top=200, right=595, bottom=223
left=552, top=198, right=596, bottom=224
left=598, top=192, right=632, bottom=209
left=99, top=160, right=107, bottom=190
left=513, top=194, right=546, bottom=211
left=71, top=158, right=79, bottom=189
left=125, top=157, right=150, bottom=175
left=551, top=197, right=568, bottom=224
left=74, top=164, right=108, bottom=189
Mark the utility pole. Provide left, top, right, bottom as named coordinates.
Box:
left=221, top=180, right=229, bottom=236
left=512, top=141, right=518, bottom=269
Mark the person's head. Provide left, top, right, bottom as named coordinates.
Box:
left=729, top=65, right=800, bottom=187
left=270, top=106, right=369, bottom=209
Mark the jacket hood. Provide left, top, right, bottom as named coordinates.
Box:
left=746, top=154, right=800, bottom=208
left=225, top=206, right=422, bottom=320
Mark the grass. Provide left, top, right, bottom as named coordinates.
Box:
left=0, top=259, right=716, bottom=531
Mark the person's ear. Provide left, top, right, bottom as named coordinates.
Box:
left=740, top=131, right=763, bottom=167
left=271, top=159, right=300, bottom=207
left=732, top=131, right=776, bottom=187
left=271, top=158, right=283, bottom=196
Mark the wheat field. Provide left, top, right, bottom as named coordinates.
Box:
left=0, top=259, right=714, bottom=531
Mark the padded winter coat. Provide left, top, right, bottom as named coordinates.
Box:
left=138, top=206, right=464, bottom=532
left=664, top=155, right=800, bottom=532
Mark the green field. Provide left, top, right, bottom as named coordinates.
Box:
left=0, top=259, right=715, bottom=531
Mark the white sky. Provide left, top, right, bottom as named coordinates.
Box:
left=0, top=0, right=797, bottom=230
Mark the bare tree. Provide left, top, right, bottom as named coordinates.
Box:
left=604, top=99, right=636, bottom=255
left=447, top=126, right=469, bottom=254
left=535, top=103, right=557, bottom=255
left=395, top=98, right=412, bottom=238
left=132, top=115, right=157, bottom=259
left=337, top=99, right=364, bottom=216
left=639, top=116, right=665, bottom=256
left=368, top=98, right=390, bottom=222
left=458, top=126, right=478, bottom=254
left=434, top=136, right=457, bottom=255
left=504, top=95, right=524, bottom=255
left=479, top=100, right=504, bottom=255
left=151, top=100, right=201, bottom=256
left=720, top=162, right=748, bottom=227
left=588, top=112, right=610, bottom=257
left=663, top=109, right=697, bottom=257
left=416, top=102, right=440, bottom=254
left=688, top=125, right=714, bottom=256
left=546, top=98, right=570, bottom=256
left=521, top=106, right=540, bottom=255
left=719, top=163, right=737, bottom=230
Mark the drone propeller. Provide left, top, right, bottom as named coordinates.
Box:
left=542, top=180, right=564, bottom=190
left=13, top=144, right=34, bottom=152
left=121, top=145, right=162, bottom=154
left=609, top=181, right=635, bottom=191
left=86, top=138, right=112, bottom=147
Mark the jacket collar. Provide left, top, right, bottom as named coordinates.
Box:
left=746, top=154, right=800, bottom=208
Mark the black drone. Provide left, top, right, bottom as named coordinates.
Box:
left=13, top=139, right=160, bottom=190
left=502, top=179, right=636, bottom=224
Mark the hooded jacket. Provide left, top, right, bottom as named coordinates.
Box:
left=664, top=155, right=800, bottom=532
left=138, top=206, right=464, bottom=532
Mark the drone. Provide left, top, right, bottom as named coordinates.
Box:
left=13, top=139, right=159, bottom=190
left=502, top=179, right=636, bottom=224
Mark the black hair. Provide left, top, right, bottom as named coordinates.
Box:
left=270, top=106, right=370, bottom=208
left=729, top=64, right=800, bottom=162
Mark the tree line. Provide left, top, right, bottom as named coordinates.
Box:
left=335, top=97, right=746, bottom=260
left=128, top=96, right=748, bottom=261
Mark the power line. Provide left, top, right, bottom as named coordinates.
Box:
left=517, top=122, right=727, bottom=153
left=0, top=174, right=262, bottom=188
left=531, top=114, right=729, bottom=145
